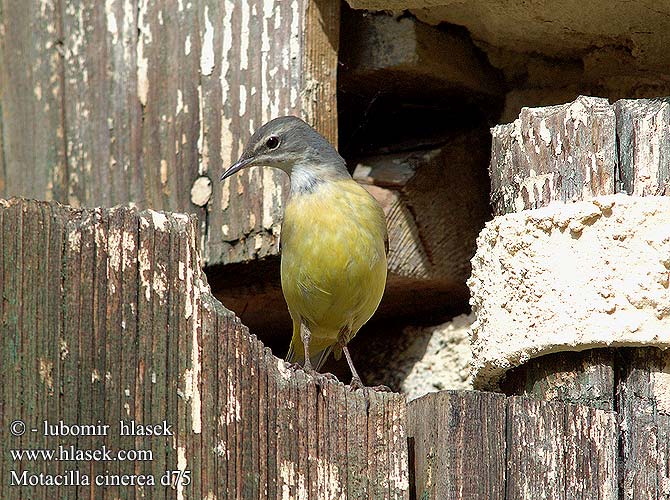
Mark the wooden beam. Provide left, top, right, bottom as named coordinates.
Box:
left=354, top=130, right=492, bottom=310
left=489, top=95, right=616, bottom=215
left=339, top=7, right=501, bottom=101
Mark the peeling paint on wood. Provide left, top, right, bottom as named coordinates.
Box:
left=489, top=96, right=670, bottom=499
left=490, top=96, right=616, bottom=215
left=1, top=0, right=339, bottom=268
left=615, top=98, right=670, bottom=196
left=0, top=198, right=407, bottom=500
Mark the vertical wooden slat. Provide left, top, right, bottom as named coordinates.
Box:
left=506, top=396, right=617, bottom=500
left=407, top=391, right=506, bottom=500
left=104, top=208, right=124, bottom=499
left=20, top=202, right=38, bottom=500
left=199, top=296, right=217, bottom=499
left=119, top=207, right=139, bottom=500
left=79, top=209, right=97, bottom=495
left=1, top=202, right=19, bottom=499
left=618, top=347, right=670, bottom=500
left=62, top=211, right=83, bottom=496
left=347, top=386, right=367, bottom=498
left=91, top=209, right=110, bottom=499
left=135, top=211, right=155, bottom=496
left=265, top=349, right=278, bottom=499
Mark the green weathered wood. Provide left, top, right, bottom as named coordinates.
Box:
left=500, top=349, right=616, bottom=411
left=618, top=348, right=670, bottom=500
left=0, top=0, right=339, bottom=269
left=0, top=198, right=408, bottom=499
left=614, top=98, right=670, bottom=196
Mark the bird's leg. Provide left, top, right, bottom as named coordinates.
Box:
left=342, top=344, right=392, bottom=393
left=342, top=345, right=364, bottom=390
left=299, top=322, right=339, bottom=383
left=300, top=321, right=314, bottom=373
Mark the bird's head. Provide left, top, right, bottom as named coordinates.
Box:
left=220, top=116, right=347, bottom=182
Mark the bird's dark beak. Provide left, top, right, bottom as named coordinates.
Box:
left=220, top=156, right=254, bottom=181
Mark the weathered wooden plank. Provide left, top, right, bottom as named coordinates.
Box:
left=118, top=206, right=140, bottom=500
left=103, top=209, right=121, bottom=500
left=61, top=211, right=84, bottom=495
left=340, top=7, right=500, bottom=101
left=199, top=292, right=217, bottom=499
left=0, top=0, right=67, bottom=202
left=1, top=0, right=339, bottom=269
left=490, top=95, right=616, bottom=215
left=21, top=202, right=43, bottom=500
left=210, top=0, right=339, bottom=266
left=0, top=198, right=408, bottom=499
left=90, top=209, right=114, bottom=500
left=406, top=390, right=506, bottom=499
left=0, top=201, right=20, bottom=497
left=61, top=0, right=140, bottom=207
left=506, top=396, right=618, bottom=500
left=618, top=347, right=670, bottom=500
left=501, top=349, right=616, bottom=411
left=614, top=97, right=670, bottom=196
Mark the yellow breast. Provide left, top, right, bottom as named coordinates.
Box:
left=280, top=178, right=388, bottom=346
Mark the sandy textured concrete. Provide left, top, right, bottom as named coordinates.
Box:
left=469, top=195, right=670, bottom=389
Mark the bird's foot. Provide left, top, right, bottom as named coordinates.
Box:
left=285, top=362, right=303, bottom=371
left=348, top=376, right=393, bottom=393
left=317, top=372, right=340, bottom=383
left=368, top=384, right=393, bottom=393
left=347, top=376, right=365, bottom=391
left=299, top=366, right=340, bottom=384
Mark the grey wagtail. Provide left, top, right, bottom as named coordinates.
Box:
left=220, top=116, right=388, bottom=389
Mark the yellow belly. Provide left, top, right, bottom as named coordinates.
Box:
left=281, top=178, right=388, bottom=361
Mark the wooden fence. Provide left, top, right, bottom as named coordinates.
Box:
left=2, top=197, right=669, bottom=499
left=0, top=0, right=339, bottom=268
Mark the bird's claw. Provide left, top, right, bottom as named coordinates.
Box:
left=347, top=376, right=365, bottom=391
left=368, top=384, right=393, bottom=393
left=311, top=371, right=339, bottom=384
left=347, top=377, right=393, bottom=393
left=320, top=372, right=340, bottom=382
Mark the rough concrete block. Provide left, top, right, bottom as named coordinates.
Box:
left=468, top=195, right=670, bottom=389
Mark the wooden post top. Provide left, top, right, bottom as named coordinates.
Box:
left=471, top=96, right=670, bottom=392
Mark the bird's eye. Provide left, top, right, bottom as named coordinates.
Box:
left=266, top=136, right=280, bottom=150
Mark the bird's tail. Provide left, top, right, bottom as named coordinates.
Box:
left=285, top=335, right=334, bottom=371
